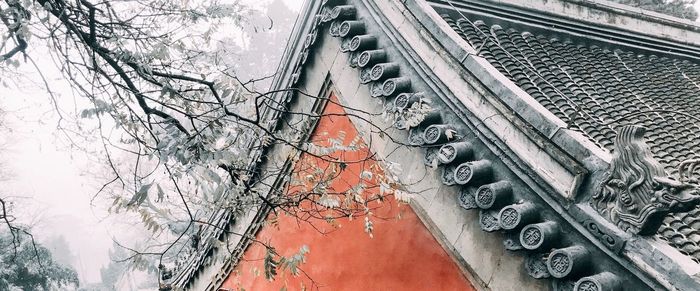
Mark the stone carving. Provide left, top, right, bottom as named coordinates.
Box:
left=583, top=219, right=625, bottom=254
left=520, top=221, right=559, bottom=250
left=330, top=5, right=356, bottom=21
left=592, top=125, right=700, bottom=235
left=476, top=186, right=494, bottom=209
left=521, top=226, right=542, bottom=247
left=408, top=128, right=425, bottom=146
left=548, top=252, right=572, bottom=277
left=479, top=209, right=501, bottom=232
left=321, top=7, right=333, bottom=23
left=423, top=147, right=439, bottom=166
left=394, top=92, right=421, bottom=111
left=423, top=124, right=454, bottom=145
left=382, top=77, right=411, bottom=97
left=340, top=37, right=353, bottom=52
left=349, top=35, right=376, bottom=52
left=547, top=246, right=590, bottom=278
left=369, top=82, right=384, bottom=98
left=338, top=20, right=365, bottom=38
left=357, top=49, right=386, bottom=68
left=304, top=31, right=317, bottom=49
left=441, top=165, right=457, bottom=185
left=504, top=232, right=524, bottom=251
left=370, top=63, right=399, bottom=81
left=329, top=21, right=342, bottom=37
left=458, top=187, right=478, bottom=210
left=573, top=272, right=621, bottom=291
left=347, top=52, right=359, bottom=67
left=475, top=181, right=511, bottom=209
left=359, top=68, right=372, bottom=84
left=499, top=202, right=538, bottom=230
left=437, top=142, right=473, bottom=165
left=453, top=160, right=492, bottom=185
left=525, top=253, right=551, bottom=279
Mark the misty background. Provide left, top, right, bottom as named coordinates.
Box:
left=0, top=0, right=301, bottom=288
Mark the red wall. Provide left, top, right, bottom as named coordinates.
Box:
left=219, top=93, right=474, bottom=291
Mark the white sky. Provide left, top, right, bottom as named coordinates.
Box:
left=1, top=0, right=303, bottom=285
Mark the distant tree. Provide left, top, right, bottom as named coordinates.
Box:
left=611, top=0, right=698, bottom=20
left=99, top=241, right=129, bottom=291
left=0, top=230, right=79, bottom=291
left=44, top=235, right=77, bottom=269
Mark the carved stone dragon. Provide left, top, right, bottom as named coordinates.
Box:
left=592, top=125, right=700, bottom=235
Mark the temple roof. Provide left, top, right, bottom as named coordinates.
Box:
left=437, top=9, right=700, bottom=262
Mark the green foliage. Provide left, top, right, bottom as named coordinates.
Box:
left=0, top=231, right=79, bottom=291
left=611, top=0, right=698, bottom=20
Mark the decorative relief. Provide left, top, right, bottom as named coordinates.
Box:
left=520, top=221, right=558, bottom=250
left=394, top=92, right=419, bottom=111
left=458, top=187, right=478, bottom=210
left=521, top=226, right=542, bottom=248
left=437, top=141, right=473, bottom=165
left=338, top=20, right=365, bottom=38
left=547, top=246, right=590, bottom=279
left=369, top=82, right=384, bottom=98
left=441, top=165, right=457, bottom=186
left=548, top=252, right=572, bottom=277
left=498, top=202, right=537, bottom=230
left=423, top=147, right=439, bottom=166
left=475, top=181, right=511, bottom=209
left=583, top=219, right=625, bottom=254
left=525, top=253, right=551, bottom=279
left=349, top=35, right=375, bottom=52
left=504, top=233, right=524, bottom=251
left=329, top=21, right=342, bottom=37
left=592, top=125, right=700, bottom=235
left=423, top=125, right=441, bottom=144
left=573, top=272, right=621, bottom=291
left=370, top=63, right=399, bottom=81
left=408, top=128, right=425, bottom=146
left=575, top=281, right=597, bottom=291
left=453, top=160, right=492, bottom=185
left=348, top=52, right=360, bottom=67
left=437, top=143, right=456, bottom=163
left=479, top=209, right=501, bottom=232
left=331, top=5, right=356, bottom=21
left=476, top=187, right=493, bottom=208
left=382, top=77, right=410, bottom=97
left=500, top=207, right=519, bottom=228
left=359, top=68, right=372, bottom=84
left=357, top=49, right=386, bottom=68
left=340, top=37, right=353, bottom=52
